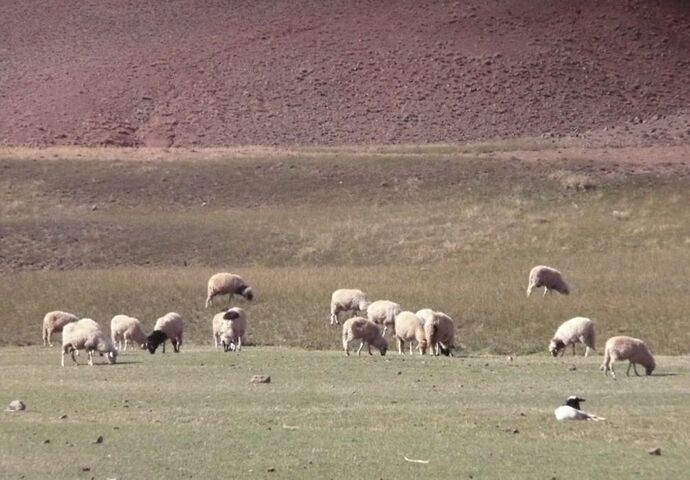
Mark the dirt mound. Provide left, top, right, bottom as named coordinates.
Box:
left=1, top=0, right=688, bottom=147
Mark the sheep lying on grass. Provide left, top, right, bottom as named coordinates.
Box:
left=527, top=265, right=570, bottom=297
left=394, top=311, right=427, bottom=355
left=423, top=311, right=456, bottom=356
left=146, top=312, right=184, bottom=354
left=367, top=300, right=402, bottom=336
left=42, top=310, right=79, bottom=347
left=601, top=335, right=656, bottom=378
left=330, top=288, right=369, bottom=325
left=205, top=273, right=254, bottom=308
left=212, top=307, right=248, bottom=352
left=549, top=316, right=595, bottom=357
left=62, top=319, right=117, bottom=366
left=110, top=315, right=148, bottom=351
left=342, top=317, right=388, bottom=356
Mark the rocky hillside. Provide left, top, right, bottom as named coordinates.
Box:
left=1, top=0, right=688, bottom=147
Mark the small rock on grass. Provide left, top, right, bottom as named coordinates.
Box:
left=250, top=375, right=271, bottom=384
left=6, top=400, right=26, bottom=412
left=648, top=447, right=661, bottom=455
left=94, top=436, right=104, bottom=444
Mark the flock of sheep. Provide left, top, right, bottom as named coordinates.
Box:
left=45, top=267, right=656, bottom=379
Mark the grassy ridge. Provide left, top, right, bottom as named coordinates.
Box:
left=0, top=146, right=688, bottom=352
left=1, top=347, right=689, bottom=479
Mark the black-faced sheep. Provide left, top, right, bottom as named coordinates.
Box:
left=146, top=312, right=184, bottom=354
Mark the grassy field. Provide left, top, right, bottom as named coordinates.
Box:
left=1, top=347, right=689, bottom=479
left=1, top=144, right=688, bottom=353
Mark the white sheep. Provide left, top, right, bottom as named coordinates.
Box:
left=424, top=311, right=456, bottom=356
left=600, top=336, right=656, bottom=378
left=42, top=310, right=79, bottom=347
left=205, top=272, right=254, bottom=308
left=61, top=318, right=117, bottom=366
left=329, top=288, right=370, bottom=325
left=146, top=312, right=185, bottom=354
left=394, top=311, right=427, bottom=354
left=527, top=265, right=570, bottom=297
left=367, top=300, right=402, bottom=336
left=219, top=308, right=248, bottom=352
left=549, top=316, right=596, bottom=357
left=110, top=314, right=148, bottom=351
left=415, top=308, right=435, bottom=326
left=342, top=317, right=388, bottom=356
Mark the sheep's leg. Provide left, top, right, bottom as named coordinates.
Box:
left=382, top=325, right=388, bottom=337
left=572, top=344, right=576, bottom=356
left=123, top=339, right=128, bottom=351
left=526, top=284, right=533, bottom=297
left=397, top=338, right=403, bottom=355
left=237, top=337, right=242, bottom=352
left=409, top=342, right=413, bottom=355
left=543, top=287, right=549, bottom=297
left=356, top=341, right=365, bottom=356
left=205, top=292, right=214, bottom=308
left=70, top=349, right=79, bottom=365
left=343, top=337, right=350, bottom=356
left=87, top=351, right=94, bottom=366
left=609, top=361, right=617, bottom=379
left=172, top=339, right=179, bottom=353
left=631, top=362, right=640, bottom=376
left=368, top=344, right=373, bottom=355
left=61, top=351, right=65, bottom=367
left=162, top=341, right=166, bottom=354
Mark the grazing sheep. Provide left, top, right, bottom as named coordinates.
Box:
left=330, top=288, right=370, bottom=325
left=424, top=311, right=456, bottom=356
left=212, top=307, right=248, bottom=351
left=42, top=310, right=79, bottom=347
left=549, top=316, right=596, bottom=357
left=110, top=315, right=148, bottom=351
left=394, top=311, right=427, bottom=355
left=342, top=317, right=388, bottom=356
left=415, top=308, right=435, bottom=326
left=61, top=318, right=117, bottom=366
left=367, top=300, right=402, bottom=336
left=146, top=312, right=184, bottom=354
left=600, top=336, right=655, bottom=378
left=527, top=265, right=570, bottom=297
left=205, top=273, right=254, bottom=308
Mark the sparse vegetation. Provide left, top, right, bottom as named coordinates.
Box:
left=1, top=348, right=689, bottom=479
left=0, top=146, right=688, bottom=353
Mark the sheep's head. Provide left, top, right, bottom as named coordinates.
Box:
left=358, top=299, right=370, bottom=312
left=375, top=337, right=388, bottom=356
left=106, top=349, right=117, bottom=364
left=223, top=309, right=240, bottom=320
left=240, top=286, right=254, bottom=301
left=440, top=345, right=452, bottom=356
left=418, top=339, right=428, bottom=355
left=645, top=358, right=656, bottom=375
left=146, top=330, right=168, bottom=354
left=549, top=339, right=565, bottom=357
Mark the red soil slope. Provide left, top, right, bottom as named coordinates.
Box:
left=1, top=0, right=688, bottom=147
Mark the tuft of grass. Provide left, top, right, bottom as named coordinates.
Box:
left=1, top=347, right=689, bottom=479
